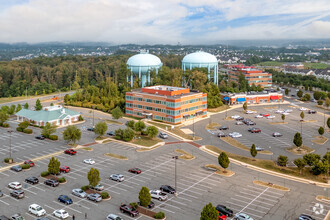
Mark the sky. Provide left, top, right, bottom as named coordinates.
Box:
left=0, top=0, right=330, bottom=44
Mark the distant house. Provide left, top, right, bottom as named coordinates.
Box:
left=16, top=105, right=80, bottom=126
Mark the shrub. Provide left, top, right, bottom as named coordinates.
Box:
left=58, top=177, right=66, bottom=183
left=154, top=212, right=165, bottom=219
left=20, top=164, right=30, bottom=169
left=317, top=100, right=323, bottom=105
left=4, top=158, right=10, bottom=163
left=40, top=126, right=44, bottom=129
left=16, top=127, right=23, bottom=132
left=23, top=128, right=33, bottom=134
left=81, top=185, right=90, bottom=191
left=78, top=115, right=84, bottom=121
left=277, top=155, right=288, bottom=167
left=100, top=191, right=109, bottom=199
left=2, top=123, right=9, bottom=127
left=18, top=121, right=29, bottom=129
left=130, top=202, right=138, bottom=209
left=33, top=125, right=39, bottom=127
left=41, top=171, right=50, bottom=177
left=141, top=130, right=148, bottom=136
left=49, top=135, right=58, bottom=140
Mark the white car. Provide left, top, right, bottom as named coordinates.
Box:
left=53, top=209, right=69, bottom=219
left=282, top=112, right=290, bottom=115
left=299, top=107, right=308, bottom=111
left=231, top=115, right=240, bottom=119
left=28, top=204, right=46, bottom=217
left=72, top=188, right=87, bottom=198
left=110, top=174, right=125, bottom=182
left=235, top=213, right=254, bottom=220
left=150, top=190, right=168, bottom=201
left=235, top=121, right=244, bottom=125
left=284, top=109, right=292, bottom=113
left=83, top=159, right=95, bottom=165
left=245, top=110, right=256, bottom=114
left=8, top=182, right=22, bottom=189
left=275, top=109, right=284, bottom=114
left=229, top=132, right=242, bottom=138
left=107, top=214, right=124, bottom=220
left=255, top=114, right=263, bottom=118
left=266, top=115, right=275, bottom=119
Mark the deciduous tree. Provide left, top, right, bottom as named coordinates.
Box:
left=48, top=157, right=60, bottom=175
left=293, top=158, right=306, bottom=174
left=63, top=125, right=81, bottom=144
left=200, top=203, right=218, bottom=220
left=94, top=121, right=108, bottom=137
left=293, top=132, right=302, bottom=149
left=111, top=106, right=123, bottom=119
left=42, top=122, right=56, bottom=138
left=88, top=168, right=101, bottom=188
left=146, top=126, right=158, bottom=138
left=35, top=99, right=42, bottom=111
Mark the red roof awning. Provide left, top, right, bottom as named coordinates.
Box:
left=270, top=96, right=279, bottom=100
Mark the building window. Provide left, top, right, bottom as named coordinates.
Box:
left=203, top=97, right=207, bottom=101
left=126, top=96, right=132, bottom=100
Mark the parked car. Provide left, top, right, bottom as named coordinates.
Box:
left=248, top=127, right=261, bottom=133
left=150, top=190, right=167, bottom=201
left=242, top=119, right=252, bottom=124
left=106, top=131, right=115, bottom=136
left=219, top=126, right=229, bottom=130
left=64, top=149, right=76, bottom=155
left=160, top=185, right=176, bottom=194
left=10, top=214, right=24, bottom=220
left=218, top=212, right=227, bottom=220
left=0, top=190, right=3, bottom=197
left=28, top=204, right=46, bottom=217
left=87, top=127, right=94, bottom=131
left=299, top=107, right=308, bottom=111
left=10, top=190, right=25, bottom=199
left=110, top=174, right=125, bottom=182
left=229, top=132, right=242, bottom=138
left=266, top=115, right=275, bottom=119
left=262, top=113, right=270, bottom=117
left=120, top=204, right=139, bottom=217
left=272, top=132, right=282, bottom=137
left=25, top=176, right=39, bottom=184
left=83, top=159, right=95, bottom=164
left=106, top=214, right=123, bottom=220
left=44, top=179, right=59, bottom=187
left=247, top=121, right=256, bottom=126
left=308, top=110, right=316, bottom=114
left=217, top=131, right=227, bottom=137
left=24, top=160, right=35, bottom=167
left=35, top=135, right=45, bottom=140
left=128, top=168, right=141, bottom=174
left=138, top=200, right=155, bottom=209
left=216, top=205, right=233, bottom=217
left=90, top=184, right=104, bottom=191
left=298, top=214, right=315, bottom=220
left=8, top=182, right=22, bottom=189
left=231, top=115, right=240, bottom=119
left=53, top=209, right=69, bottom=219
left=72, top=189, right=87, bottom=198
left=10, top=165, right=22, bottom=172
left=58, top=195, right=73, bottom=205
left=275, top=109, right=284, bottom=114
left=255, top=114, right=263, bottom=118
left=87, top=193, right=102, bottom=202
left=255, top=146, right=265, bottom=151
left=234, top=213, right=253, bottom=220
left=284, top=109, right=292, bottom=113
left=245, top=110, right=256, bottom=114
left=159, top=132, right=168, bottom=139
left=282, top=112, right=290, bottom=115
left=235, top=116, right=244, bottom=121
left=235, top=121, right=244, bottom=125
left=60, top=166, right=70, bottom=173
left=0, top=216, right=10, bottom=220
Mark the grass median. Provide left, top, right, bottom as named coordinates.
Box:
left=104, top=153, right=128, bottom=160
left=286, top=145, right=314, bottom=155
left=205, top=145, right=327, bottom=183
left=206, top=122, right=220, bottom=130
left=253, top=180, right=290, bottom=191
left=131, top=136, right=162, bottom=147
left=221, top=137, right=273, bottom=155
left=207, top=105, right=229, bottom=113
left=312, top=136, right=328, bottom=145
left=175, top=149, right=195, bottom=160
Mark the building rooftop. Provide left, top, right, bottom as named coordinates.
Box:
left=146, top=85, right=186, bottom=92
left=16, top=107, right=80, bottom=122
left=130, top=86, right=203, bottom=99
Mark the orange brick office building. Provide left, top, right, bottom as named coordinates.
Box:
left=220, top=91, right=283, bottom=105
left=125, top=86, right=207, bottom=124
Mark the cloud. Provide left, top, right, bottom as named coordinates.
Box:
left=0, top=0, right=329, bottom=44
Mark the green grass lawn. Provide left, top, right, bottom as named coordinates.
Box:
left=303, top=62, right=330, bottom=69
left=131, top=135, right=162, bottom=147
left=257, top=61, right=285, bottom=67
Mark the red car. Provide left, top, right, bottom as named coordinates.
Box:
left=24, top=160, right=35, bottom=167
left=262, top=113, right=270, bottom=117
left=128, top=168, right=141, bottom=174
left=218, top=212, right=227, bottom=220
left=64, top=149, right=77, bottom=155
left=60, top=166, right=70, bottom=173
left=250, top=128, right=261, bottom=133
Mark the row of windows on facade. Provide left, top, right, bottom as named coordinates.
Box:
left=126, top=110, right=207, bottom=122
left=126, top=96, right=207, bottom=107
left=125, top=103, right=207, bottom=115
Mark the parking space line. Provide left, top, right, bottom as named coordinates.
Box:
left=168, top=199, right=188, bottom=206
left=52, top=201, right=82, bottom=213
left=311, top=202, right=330, bottom=209
left=240, top=190, right=281, bottom=200
left=246, top=185, right=284, bottom=196
left=0, top=172, right=9, bottom=176
left=176, top=196, right=192, bottom=202
left=134, top=175, right=151, bottom=180
left=180, top=192, right=198, bottom=199
left=231, top=196, right=275, bottom=207
left=0, top=199, right=9, bottom=205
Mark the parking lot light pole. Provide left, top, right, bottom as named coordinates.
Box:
left=7, top=130, right=13, bottom=160
left=172, top=156, right=178, bottom=197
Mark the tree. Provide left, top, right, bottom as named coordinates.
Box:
left=122, top=128, right=135, bottom=141
left=16, top=104, right=22, bottom=113
left=127, top=120, right=135, bottom=129
left=281, top=114, right=285, bottom=122
left=114, top=128, right=124, bottom=140
left=23, top=102, right=29, bottom=109
left=63, top=125, right=81, bottom=144
left=200, top=203, right=218, bottom=220
left=303, top=93, right=311, bottom=101
left=285, top=88, right=289, bottom=96
left=243, top=102, right=247, bottom=111
left=326, top=98, right=330, bottom=108
left=94, top=121, right=108, bottom=137
left=294, top=158, right=306, bottom=174
left=139, top=186, right=151, bottom=207
left=18, top=121, right=29, bottom=129
left=300, top=111, right=305, bottom=121
left=218, top=152, right=229, bottom=171
left=64, top=94, right=70, bottom=104
left=111, top=106, right=123, bottom=120
left=48, top=157, right=60, bottom=175
left=297, top=90, right=303, bottom=98
left=146, top=126, right=158, bottom=138
left=35, top=99, right=42, bottom=111
left=317, top=100, right=323, bottom=106
left=318, top=127, right=324, bottom=136
left=327, top=117, right=330, bottom=129
left=0, top=111, right=8, bottom=126
left=41, top=122, right=56, bottom=138
left=312, top=160, right=327, bottom=175
left=323, top=152, right=330, bottom=164
left=50, top=103, right=54, bottom=106
left=277, top=155, right=288, bottom=166
left=87, top=168, right=101, bottom=188
left=303, top=153, right=321, bottom=166
left=313, top=91, right=321, bottom=100
left=250, top=144, right=257, bottom=159
left=134, top=121, right=146, bottom=133
left=8, top=105, right=16, bottom=115
left=293, top=132, right=303, bottom=149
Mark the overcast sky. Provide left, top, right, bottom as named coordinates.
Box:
left=0, top=0, right=329, bottom=44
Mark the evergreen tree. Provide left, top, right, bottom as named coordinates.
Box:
left=139, top=186, right=151, bottom=207
left=250, top=144, right=257, bottom=159
left=23, top=102, right=29, bottom=109
left=48, top=157, right=60, bottom=175
left=218, top=152, right=229, bottom=171
left=294, top=158, right=306, bottom=174
left=35, top=99, right=42, bottom=111
left=41, top=122, right=56, bottom=138
left=87, top=168, right=101, bottom=188
left=200, top=203, right=218, bottom=220
left=318, top=127, right=324, bottom=136
left=293, top=132, right=303, bottom=148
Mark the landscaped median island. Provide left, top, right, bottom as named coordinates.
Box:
left=204, top=164, right=235, bottom=177
left=175, top=149, right=195, bottom=160
left=286, top=145, right=314, bottom=155
left=269, top=121, right=288, bottom=125
left=312, top=136, right=328, bottom=145
left=81, top=147, right=93, bottom=151
left=253, top=180, right=290, bottom=191
left=104, top=153, right=128, bottom=160
left=203, top=145, right=329, bottom=183
left=207, top=105, right=229, bottom=113
left=205, top=122, right=220, bottom=130
left=136, top=144, right=163, bottom=152
left=316, top=195, right=330, bottom=203
left=221, top=136, right=273, bottom=155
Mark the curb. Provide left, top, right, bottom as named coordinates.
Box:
left=200, top=145, right=330, bottom=188
left=144, top=122, right=189, bottom=141
left=99, top=137, right=166, bottom=149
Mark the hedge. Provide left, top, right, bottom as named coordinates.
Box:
left=16, top=127, right=23, bottom=132
left=49, top=135, right=58, bottom=140
left=154, top=212, right=165, bottom=219
left=41, top=171, right=50, bottom=177
left=2, top=123, right=9, bottom=128
left=4, top=158, right=10, bottom=163
left=20, top=164, right=30, bottom=169
left=58, top=177, right=66, bottom=183
left=100, top=191, right=109, bottom=199
left=81, top=185, right=90, bottom=191
left=23, top=128, right=33, bottom=134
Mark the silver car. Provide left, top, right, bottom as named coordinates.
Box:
left=87, top=193, right=102, bottom=202
left=235, top=213, right=254, bottom=220
left=159, top=132, right=168, bottom=139
left=110, top=174, right=124, bottom=182
left=72, top=188, right=87, bottom=198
